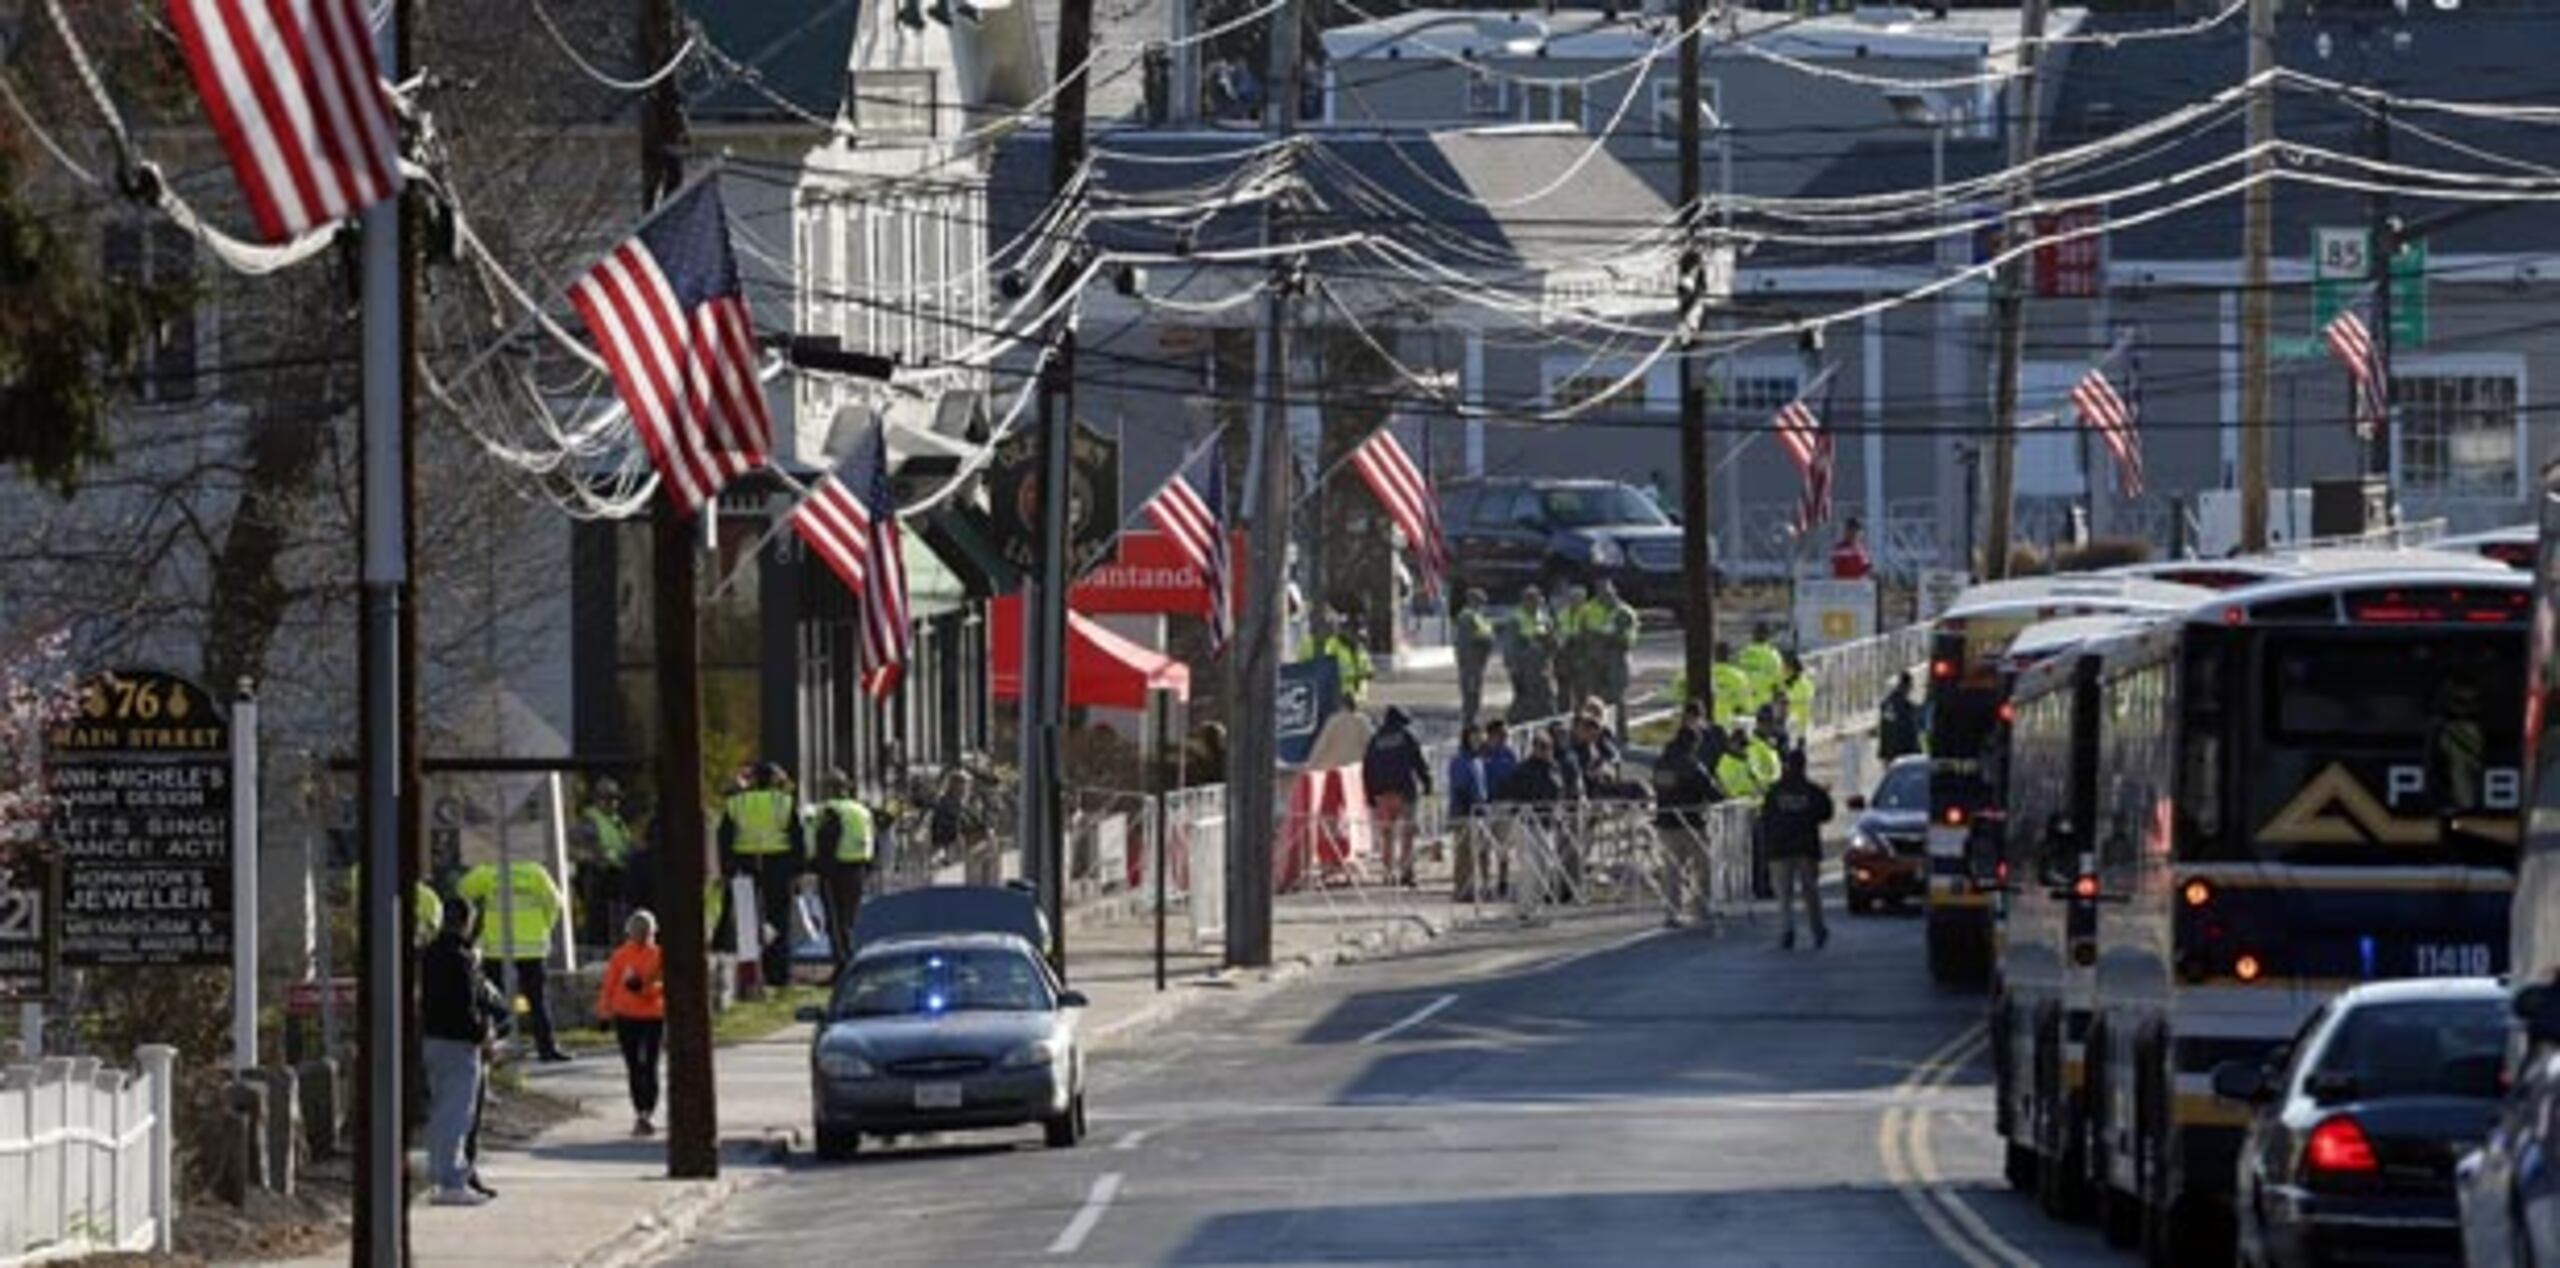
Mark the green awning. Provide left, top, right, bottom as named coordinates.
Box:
left=920, top=503, right=1015, bottom=595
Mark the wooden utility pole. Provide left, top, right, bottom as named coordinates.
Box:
left=1226, top=0, right=1302, bottom=969
left=1029, top=0, right=1097, bottom=972
left=1675, top=0, right=1714, bottom=709
left=1980, top=0, right=2049, bottom=580
left=2239, top=0, right=2274, bottom=551
left=641, top=0, right=718, bottom=1181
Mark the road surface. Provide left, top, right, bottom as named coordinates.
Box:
left=665, top=906, right=2144, bottom=1267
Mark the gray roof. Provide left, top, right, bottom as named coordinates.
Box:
left=990, top=127, right=1673, bottom=269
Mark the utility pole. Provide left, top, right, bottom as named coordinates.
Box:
left=1226, top=0, right=1302, bottom=969
left=2364, top=85, right=2396, bottom=490
left=1030, top=0, right=1097, bottom=971
left=2238, top=0, right=2274, bottom=552
left=1675, top=0, right=1714, bottom=710
left=641, top=0, right=718, bottom=1181
left=1980, top=0, right=2048, bottom=581
left=393, top=0, right=424, bottom=1257
left=354, top=1, right=413, bottom=1260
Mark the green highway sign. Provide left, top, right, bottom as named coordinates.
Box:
left=2311, top=226, right=2426, bottom=348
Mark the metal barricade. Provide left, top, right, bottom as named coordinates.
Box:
left=1800, top=623, right=1930, bottom=740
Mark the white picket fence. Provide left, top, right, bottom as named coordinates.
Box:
left=0, top=1047, right=175, bottom=1265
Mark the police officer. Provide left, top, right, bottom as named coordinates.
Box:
left=456, top=853, right=571, bottom=1061
left=1781, top=652, right=1815, bottom=739
left=808, top=770, right=876, bottom=961
left=1710, top=641, right=1757, bottom=729
left=1553, top=584, right=1592, bottom=716
left=719, top=762, right=805, bottom=987
left=1715, top=723, right=1762, bottom=805
left=1760, top=749, right=1836, bottom=950
left=1454, top=588, right=1498, bottom=728
left=1316, top=613, right=1374, bottom=710
left=571, top=778, right=637, bottom=948
left=1737, top=626, right=1787, bottom=711
left=1590, top=579, right=1639, bottom=729
left=1504, top=586, right=1559, bottom=723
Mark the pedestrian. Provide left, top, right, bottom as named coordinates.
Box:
left=1317, top=613, right=1373, bottom=710
left=1503, top=586, right=1559, bottom=722
left=808, top=770, right=875, bottom=960
left=1480, top=720, right=1519, bottom=796
left=1760, top=748, right=1836, bottom=950
left=1495, top=730, right=1564, bottom=805
left=455, top=852, right=571, bottom=1063
left=1362, top=705, right=1432, bottom=887
left=1446, top=723, right=1490, bottom=899
left=595, top=909, right=667, bottom=1137
left=1546, top=720, right=1585, bottom=802
left=1710, top=641, right=1757, bottom=728
left=570, top=777, right=637, bottom=949
left=1503, top=731, right=1575, bottom=902
left=1878, top=671, right=1922, bottom=761
left=1589, top=579, right=1640, bottom=729
left=1567, top=708, right=1620, bottom=778
left=1830, top=515, right=1874, bottom=580
left=1781, top=652, right=1815, bottom=737
left=1553, top=583, right=1591, bottom=717
left=719, top=761, right=805, bottom=989
left=1738, top=626, right=1786, bottom=709
left=420, top=899, right=506, bottom=1205
left=1454, top=588, right=1498, bottom=728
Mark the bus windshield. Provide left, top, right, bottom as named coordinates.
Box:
left=2237, top=628, right=2525, bottom=867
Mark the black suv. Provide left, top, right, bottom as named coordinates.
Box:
left=1439, top=477, right=1694, bottom=609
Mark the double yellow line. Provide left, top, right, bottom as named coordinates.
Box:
left=1876, top=1022, right=2044, bottom=1268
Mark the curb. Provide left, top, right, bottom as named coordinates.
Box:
left=575, top=1172, right=752, bottom=1268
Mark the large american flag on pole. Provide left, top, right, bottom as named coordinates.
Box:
left=2070, top=333, right=2146, bottom=498
left=1350, top=429, right=1448, bottom=601
left=847, top=422, right=911, bottom=699
left=1772, top=366, right=1838, bottom=534
left=568, top=181, right=773, bottom=519
left=169, top=0, right=403, bottom=244
left=2323, top=289, right=2388, bottom=441
left=1143, top=445, right=1233, bottom=658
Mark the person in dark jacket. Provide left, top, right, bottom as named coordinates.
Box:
left=1480, top=720, right=1520, bottom=795
left=1878, top=671, right=1922, bottom=761
left=421, top=900, right=508, bottom=1205
left=1760, top=748, right=1837, bottom=950
left=1545, top=721, right=1585, bottom=801
left=1363, top=706, right=1433, bottom=887
left=1446, top=724, right=1490, bottom=899
left=1495, top=732, right=1564, bottom=804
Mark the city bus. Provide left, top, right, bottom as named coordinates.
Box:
left=2069, top=567, right=2529, bottom=1261
left=1924, top=577, right=2210, bottom=985
left=1989, top=613, right=2161, bottom=1220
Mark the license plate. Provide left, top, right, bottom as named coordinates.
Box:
left=913, top=1082, right=963, bottom=1110
left=2413, top=943, right=2494, bottom=977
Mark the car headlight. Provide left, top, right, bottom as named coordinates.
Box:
left=1848, top=830, right=1885, bottom=856
left=1587, top=537, right=1623, bottom=566
left=1000, top=1038, right=1068, bottom=1070
left=816, top=1050, right=877, bottom=1080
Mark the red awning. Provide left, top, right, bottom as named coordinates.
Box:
left=990, top=595, right=1191, bottom=710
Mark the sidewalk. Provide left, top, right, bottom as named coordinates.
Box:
left=239, top=879, right=1475, bottom=1268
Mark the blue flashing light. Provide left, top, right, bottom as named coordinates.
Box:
left=925, top=992, right=948, bottom=1013
left=2358, top=936, right=2377, bottom=981
left=927, top=956, right=946, bottom=969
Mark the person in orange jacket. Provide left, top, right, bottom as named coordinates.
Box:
left=595, top=909, right=667, bottom=1137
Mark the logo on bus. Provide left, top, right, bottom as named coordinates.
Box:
left=2257, top=763, right=2521, bottom=846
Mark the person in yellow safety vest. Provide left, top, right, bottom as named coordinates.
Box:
left=1715, top=725, right=1763, bottom=803
left=1551, top=584, right=1590, bottom=717
left=719, top=762, right=804, bottom=988
left=1737, top=628, right=1787, bottom=711
left=1709, top=642, right=1757, bottom=728
left=1454, top=589, right=1498, bottom=728
left=1587, top=579, right=1640, bottom=728
left=414, top=882, right=444, bottom=949
left=1745, top=730, right=1784, bottom=795
left=456, top=857, right=571, bottom=1062
left=571, top=778, right=637, bottom=948
left=1504, top=587, right=1559, bottom=722
left=1782, top=653, right=1815, bottom=740
left=1316, top=613, right=1374, bottom=710
left=808, top=769, right=876, bottom=961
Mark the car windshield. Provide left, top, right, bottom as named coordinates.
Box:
left=1871, top=763, right=1928, bottom=811
left=1540, top=486, right=1667, bottom=529
left=830, top=946, right=1053, bottom=1017
left=2308, top=999, right=2508, bottom=1099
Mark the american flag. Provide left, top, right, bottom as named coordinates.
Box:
left=846, top=421, right=911, bottom=698
left=1349, top=429, right=1448, bottom=601
left=790, top=475, right=874, bottom=604
left=169, top=0, right=402, bottom=244
left=2070, top=334, right=2146, bottom=498
left=567, top=181, right=773, bottom=518
left=1143, top=445, right=1233, bottom=658
left=2323, top=290, right=2388, bottom=441
left=1772, top=366, right=1838, bottom=534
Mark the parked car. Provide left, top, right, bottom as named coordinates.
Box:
left=1438, top=477, right=1694, bottom=610
left=799, top=886, right=1087, bottom=1160
left=2455, top=982, right=2560, bottom=1268
left=1842, top=755, right=1929, bottom=914
left=2216, top=978, right=2508, bottom=1268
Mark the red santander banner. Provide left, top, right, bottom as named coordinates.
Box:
left=1070, top=529, right=1248, bottom=621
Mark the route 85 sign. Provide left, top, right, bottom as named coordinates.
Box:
left=991, top=422, right=1122, bottom=578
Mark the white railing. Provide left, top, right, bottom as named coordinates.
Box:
left=0, top=1047, right=174, bottom=1266
left=1801, top=622, right=1930, bottom=741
